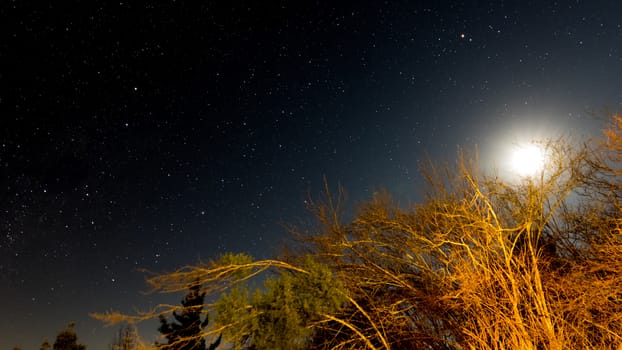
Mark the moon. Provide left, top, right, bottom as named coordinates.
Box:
left=511, top=144, right=546, bottom=176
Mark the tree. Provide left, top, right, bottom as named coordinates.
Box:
left=40, top=340, right=51, bottom=350
left=298, top=136, right=622, bottom=349
left=110, top=325, right=138, bottom=350
left=95, top=115, right=622, bottom=349
left=213, top=254, right=345, bottom=350
left=93, top=253, right=346, bottom=349
left=53, top=323, right=86, bottom=350
left=157, top=283, right=221, bottom=350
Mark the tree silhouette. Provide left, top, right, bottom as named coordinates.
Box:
left=110, top=325, right=138, bottom=350
left=40, top=339, right=51, bottom=350
left=157, top=283, right=221, bottom=350
left=53, top=323, right=86, bottom=350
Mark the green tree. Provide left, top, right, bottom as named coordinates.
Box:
left=213, top=255, right=345, bottom=350
left=157, top=283, right=221, bottom=350
left=53, top=323, right=86, bottom=350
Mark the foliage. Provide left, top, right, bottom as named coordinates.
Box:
left=53, top=323, right=86, bottom=350
left=213, top=256, right=346, bottom=350
left=157, top=282, right=221, bottom=350
left=40, top=340, right=51, bottom=350
left=95, top=115, right=622, bottom=349
left=110, top=325, right=139, bottom=350
left=298, top=134, right=622, bottom=349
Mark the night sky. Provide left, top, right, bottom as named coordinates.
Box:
left=2, top=1, right=619, bottom=348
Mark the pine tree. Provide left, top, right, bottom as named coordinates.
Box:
left=53, top=323, right=86, bottom=350
left=157, top=283, right=221, bottom=350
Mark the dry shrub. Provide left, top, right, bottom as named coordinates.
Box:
left=95, top=116, right=622, bottom=349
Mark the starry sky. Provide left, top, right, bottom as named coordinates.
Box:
left=2, top=1, right=619, bottom=348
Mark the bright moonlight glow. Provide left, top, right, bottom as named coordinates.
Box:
left=511, top=144, right=546, bottom=176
